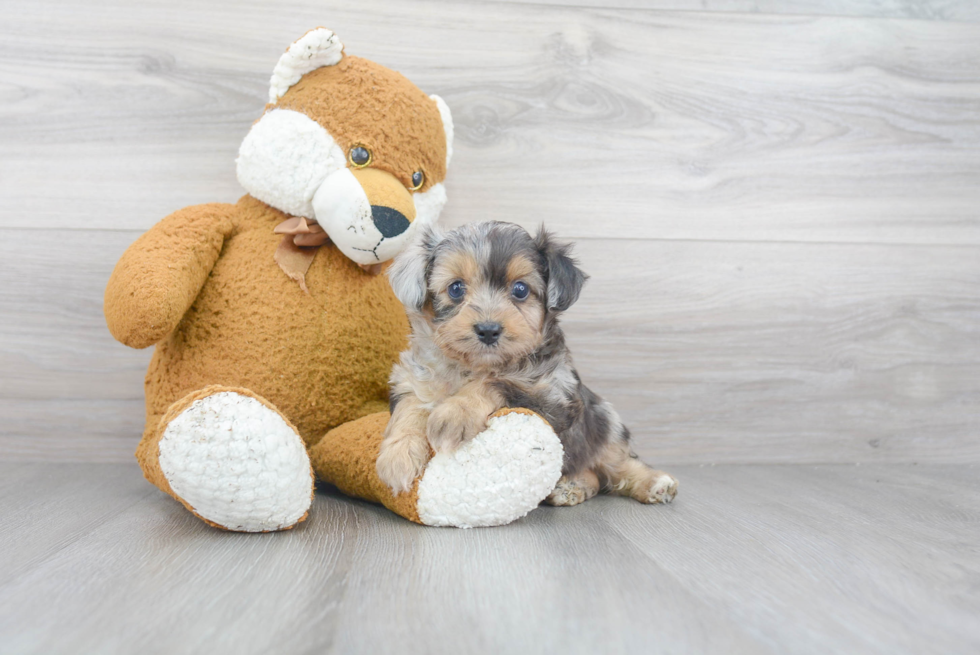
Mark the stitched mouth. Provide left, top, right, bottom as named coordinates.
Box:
left=352, top=237, right=384, bottom=261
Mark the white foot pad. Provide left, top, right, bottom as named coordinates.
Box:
left=416, top=411, right=564, bottom=528
left=158, top=392, right=313, bottom=532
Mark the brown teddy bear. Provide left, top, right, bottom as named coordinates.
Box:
left=104, top=28, right=562, bottom=532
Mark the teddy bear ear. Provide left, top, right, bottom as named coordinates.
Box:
left=429, top=94, right=454, bottom=169
left=268, top=28, right=344, bottom=104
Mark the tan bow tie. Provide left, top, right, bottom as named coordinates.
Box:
left=273, top=217, right=382, bottom=293
left=273, top=216, right=329, bottom=293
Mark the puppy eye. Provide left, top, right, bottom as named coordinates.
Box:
left=409, top=170, right=424, bottom=191
left=348, top=145, right=371, bottom=168
left=512, top=281, right=529, bottom=300
left=447, top=280, right=466, bottom=300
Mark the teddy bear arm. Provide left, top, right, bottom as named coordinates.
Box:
left=104, top=203, right=237, bottom=349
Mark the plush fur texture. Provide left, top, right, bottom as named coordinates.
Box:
left=415, top=409, right=562, bottom=527
left=237, top=48, right=452, bottom=266
left=105, top=30, right=561, bottom=530
left=310, top=412, right=424, bottom=523
left=236, top=108, right=347, bottom=219
left=268, top=28, right=344, bottom=103
left=136, top=385, right=314, bottom=531
left=379, top=222, right=679, bottom=506
left=310, top=407, right=563, bottom=527
left=107, top=195, right=406, bottom=446
left=158, top=388, right=314, bottom=532
left=275, top=55, right=447, bottom=193
left=108, top=193, right=417, bottom=528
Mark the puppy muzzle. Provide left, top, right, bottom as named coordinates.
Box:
left=474, top=322, right=502, bottom=346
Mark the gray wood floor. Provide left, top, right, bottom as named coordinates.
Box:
left=0, top=463, right=977, bottom=654
left=2, top=1, right=979, bottom=653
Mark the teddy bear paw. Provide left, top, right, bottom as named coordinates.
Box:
left=157, top=391, right=314, bottom=532
left=415, top=409, right=564, bottom=528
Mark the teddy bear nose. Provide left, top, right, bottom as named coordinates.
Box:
left=474, top=322, right=502, bottom=346
left=370, top=206, right=411, bottom=238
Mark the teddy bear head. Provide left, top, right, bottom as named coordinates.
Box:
left=236, top=28, right=453, bottom=265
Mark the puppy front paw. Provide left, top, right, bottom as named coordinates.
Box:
left=376, top=433, right=430, bottom=495
left=426, top=400, right=488, bottom=454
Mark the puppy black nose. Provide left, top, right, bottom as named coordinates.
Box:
left=474, top=322, right=502, bottom=346
left=371, top=205, right=411, bottom=238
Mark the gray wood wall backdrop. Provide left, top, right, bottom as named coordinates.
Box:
left=1, top=0, right=977, bottom=464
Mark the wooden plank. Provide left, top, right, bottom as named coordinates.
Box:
left=0, top=463, right=977, bottom=654
left=0, top=463, right=767, bottom=655
left=567, top=238, right=980, bottom=464
left=0, top=229, right=148, bottom=461
left=1, top=230, right=977, bottom=464
left=605, top=463, right=980, bottom=654
left=0, top=229, right=148, bottom=402
left=484, top=1, right=980, bottom=22
left=1, top=2, right=979, bottom=245
left=0, top=464, right=153, bottom=586
left=0, top=399, right=146, bottom=462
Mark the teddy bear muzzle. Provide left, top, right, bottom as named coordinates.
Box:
left=312, top=166, right=420, bottom=266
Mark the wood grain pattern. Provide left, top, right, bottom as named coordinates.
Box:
left=1, top=229, right=976, bottom=464
left=0, top=463, right=154, bottom=587
left=2, top=1, right=979, bottom=245
left=1, top=3, right=979, bottom=461
left=485, top=0, right=980, bottom=22
left=606, top=463, right=980, bottom=653
left=0, top=463, right=977, bottom=654
left=569, top=238, right=980, bottom=464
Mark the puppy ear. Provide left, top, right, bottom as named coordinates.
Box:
left=387, top=224, right=442, bottom=311
left=534, top=227, right=588, bottom=312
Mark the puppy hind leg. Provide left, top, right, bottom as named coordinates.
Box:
left=545, top=469, right=600, bottom=507
left=595, top=440, right=678, bottom=505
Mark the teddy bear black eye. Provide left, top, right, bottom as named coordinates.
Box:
left=349, top=146, right=371, bottom=168
left=447, top=280, right=465, bottom=300
left=409, top=170, right=424, bottom=190
left=512, top=281, right=529, bottom=300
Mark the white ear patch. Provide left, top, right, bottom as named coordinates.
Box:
left=268, top=28, right=344, bottom=104
left=430, top=95, right=454, bottom=169
left=236, top=109, right=346, bottom=218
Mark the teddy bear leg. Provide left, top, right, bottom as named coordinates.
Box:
left=309, top=408, right=564, bottom=528
left=136, top=385, right=314, bottom=532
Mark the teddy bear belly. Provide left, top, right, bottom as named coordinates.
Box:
left=143, top=223, right=408, bottom=447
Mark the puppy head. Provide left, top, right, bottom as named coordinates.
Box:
left=388, top=222, right=587, bottom=370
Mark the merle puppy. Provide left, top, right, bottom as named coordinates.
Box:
left=376, top=221, right=678, bottom=507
